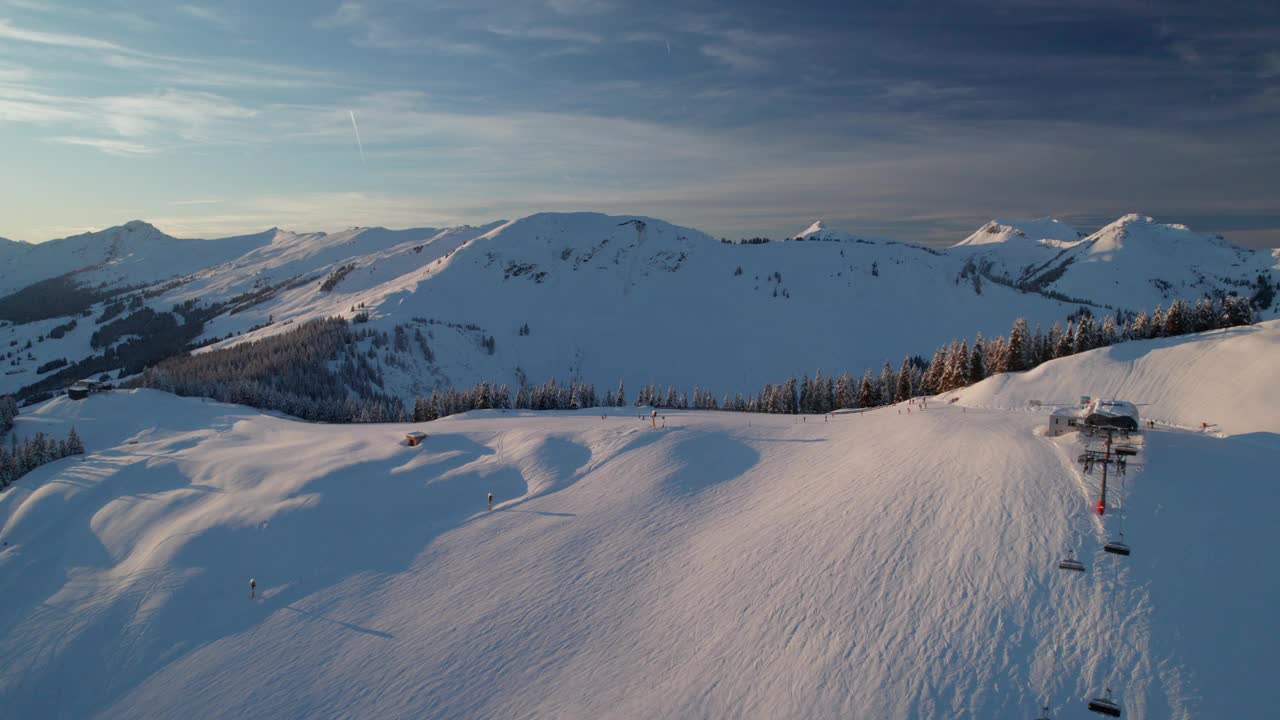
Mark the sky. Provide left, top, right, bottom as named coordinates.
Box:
left=1, top=0, right=1278, bottom=248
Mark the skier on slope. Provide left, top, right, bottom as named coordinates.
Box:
left=249, top=578, right=256, bottom=599
left=487, top=492, right=494, bottom=511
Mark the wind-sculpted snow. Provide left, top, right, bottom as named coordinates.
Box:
left=2, top=333, right=1276, bottom=719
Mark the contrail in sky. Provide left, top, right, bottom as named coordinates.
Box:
left=349, top=109, right=366, bottom=166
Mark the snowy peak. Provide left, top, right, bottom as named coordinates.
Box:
left=1080, top=213, right=1237, bottom=257
left=798, top=220, right=829, bottom=237
left=952, top=217, right=1084, bottom=248
left=791, top=219, right=887, bottom=243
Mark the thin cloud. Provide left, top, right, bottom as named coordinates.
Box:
left=0, top=17, right=133, bottom=53
left=49, top=136, right=157, bottom=156
left=701, top=45, right=768, bottom=72
left=547, top=0, right=618, bottom=15
left=485, top=24, right=604, bottom=45
left=177, top=5, right=234, bottom=30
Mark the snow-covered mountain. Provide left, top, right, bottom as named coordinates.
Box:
left=952, top=214, right=1277, bottom=309
left=2, top=320, right=1276, bottom=718
left=1, top=212, right=1275, bottom=404
left=952, top=217, right=1085, bottom=248
left=1018, top=214, right=1276, bottom=309
left=0, top=221, right=275, bottom=296
left=792, top=219, right=890, bottom=243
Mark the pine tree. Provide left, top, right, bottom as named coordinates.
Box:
left=1149, top=305, right=1165, bottom=338
left=879, top=362, right=896, bottom=406
left=1222, top=295, right=1254, bottom=326
left=1164, top=299, right=1189, bottom=336
left=1130, top=311, right=1149, bottom=340
left=968, top=335, right=987, bottom=383
left=835, top=372, right=855, bottom=409
left=895, top=356, right=914, bottom=402
left=1046, top=322, right=1063, bottom=359
left=857, top=370, right=876, bottom=408
left=987, top=336, right=1008, bottom=375
left=921, top=347, right=947, bottom=394
left=1100, top=316, right=1118, bottom=346
left=1193, top=298, right=1217, bottom=332
left=615, top=380, right=625, bottom=407
left=1073, top=315, right=1095, bottom=354
left=782, top=376, right=798, bottom=413
left=1007, top=318, right=1030, bottom=372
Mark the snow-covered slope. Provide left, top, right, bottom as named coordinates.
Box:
left=1, top=212, right=1092, bottom=399
left=0, top=221, right=275, bottom=296
left=952, top=319, right=1280, bottom=437
left=2, top=320, right=1277, bottom=717
left=299, top=211, right=1082, bottom=400
left=792, top=219, right=890, bottom=243
left=1019, top=214, right=1277, bottom=309
left=2, top=212, right=1275, bottom=403
left=953, top=218, right=1085, bottom=248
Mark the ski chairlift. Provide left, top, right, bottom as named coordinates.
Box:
left=1058, top=550, right=1085, bottom=572
left=1103, top=533, right=1131, bottom=556
left=1088, top=688, right=1122, bottom=716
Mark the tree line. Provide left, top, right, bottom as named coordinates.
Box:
left=0, top=427, right=85, bottom=491
left=115, top=293, right=1258, bottom=425
left=408, top=294, right=1257, bottom=420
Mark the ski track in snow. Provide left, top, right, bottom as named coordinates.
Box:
left=1, top=345, right=1276, bottom=720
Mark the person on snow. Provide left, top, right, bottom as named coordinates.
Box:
left=487, top=492, right=494, bottom=511
left=249, top=578, right=256, bottom=599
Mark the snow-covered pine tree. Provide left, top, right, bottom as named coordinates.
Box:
left=835, top=373, right=855, bottom=409
left=1046, top=322, right=1063, bottom=359
left=1164, top=299, right=1190, bottom=336
left=1193, top=298, right=1217, bottom=332
left=968, top=335, right=987, bottom=384
left=782, top=376, right=799, bottom=414
left=1100, top=316, right=1118, bottom=346
left=1149, top=305, right=1166, bottom=338
left=1007, top=318, right=1030, bottom=372
left=921, top=347, right=947, bottom=394
left=879, top=362, right=896, bottom=406
left=1073, top=315, right=1095, bottom=354
left=895, top=356, right=913, bottom=402
left=857, top=370, right=876, bottom=408
left=1222, top=295, right=1254, bottom=326
left=987, top=336, right=1008, bottom=375
left=1130, top=311, right=1149, bottom=340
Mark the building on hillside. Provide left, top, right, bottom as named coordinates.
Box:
left=405, top=431, right=428, bottom=447
left=1083, top=399, right=1140, bottom=431
left=67, top=380, right=112, bottom=401
left=1048, top=407, right=1082, bottom=437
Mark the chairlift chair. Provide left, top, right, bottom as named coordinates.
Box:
left=1034, top=704, right=1051, bottom=720
left=1103, top=533, right=1131, bottom=556
left=1058, top=550, right=1085, bottom=572
left=1087, top=688, right=1122, bottom=716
